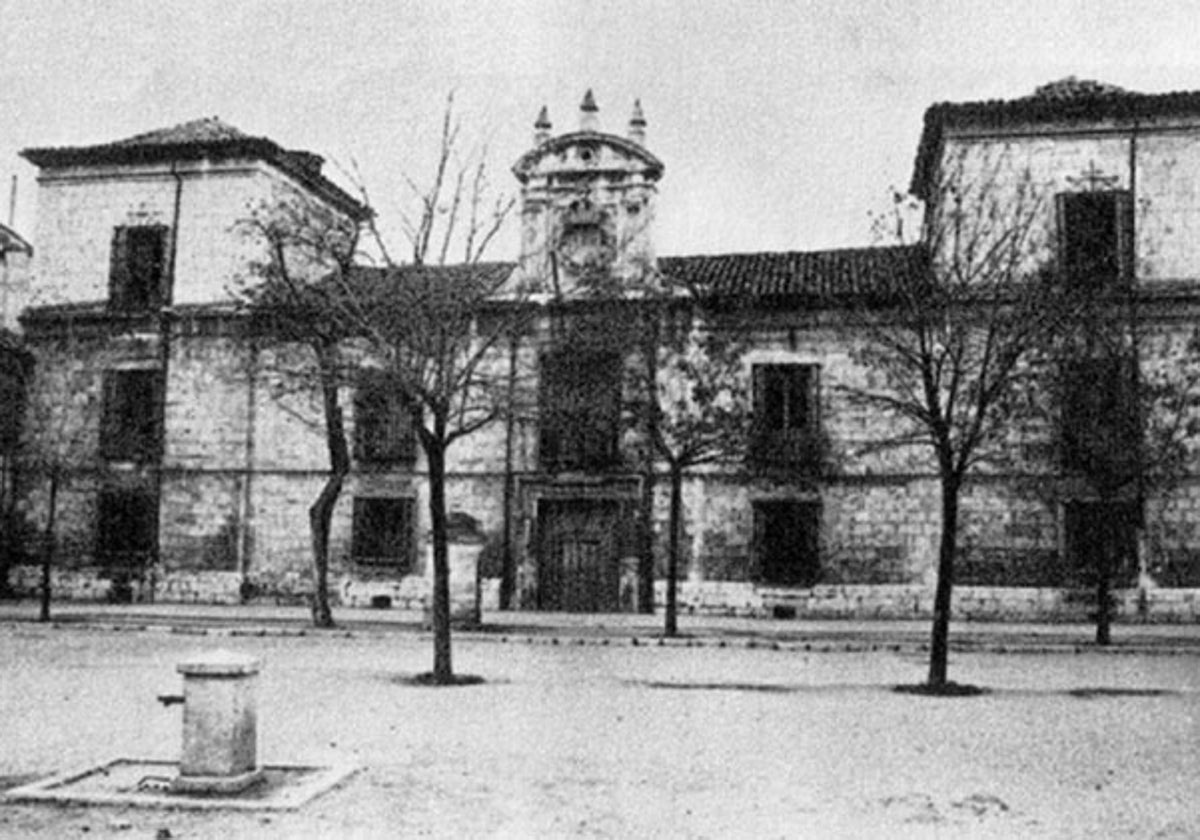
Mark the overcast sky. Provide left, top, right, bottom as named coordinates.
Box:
left=4, top=0, right=1200, bottom=260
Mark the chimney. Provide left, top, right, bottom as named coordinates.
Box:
left=580, top=89, right=599, bottom=132
left=534, top=105, right=552, bottom=145
left=628, top=99, right=646, bottom=145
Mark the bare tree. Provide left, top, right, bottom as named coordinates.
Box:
left=336, top=94, right=521, bottom=683
left=844, top=154, right=1078, bottom=690
left=240, top=192, right=361, bottom=628
left=645, top=308, right=751, bottom=636
left=1038, top=283, right=1200, bottom=644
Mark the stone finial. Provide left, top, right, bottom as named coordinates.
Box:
left=534, top=105, right=552, bottom=145
left=580, top=89, right=599, bottom=132
left=628, top=99, right=646, bottom=145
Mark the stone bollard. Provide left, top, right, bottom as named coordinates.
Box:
left=172, top=650, right=264, bottom=794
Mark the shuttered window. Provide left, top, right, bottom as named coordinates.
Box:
left=750, top=364, right=820, bottom=469
left=1057, top=191, right=1133, bottom=290
left=109, top=225, right=168, bottom=311
left=354, top=371, right=417, bottom=466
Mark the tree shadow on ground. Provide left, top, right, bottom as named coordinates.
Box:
left=894, top=682, right=990, bottom=697
left=393, top=673, right=487, bottom=687
left=630, top=680, right=1181, bottom=699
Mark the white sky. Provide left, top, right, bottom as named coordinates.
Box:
left=3, top=0, right=1200, bottom=260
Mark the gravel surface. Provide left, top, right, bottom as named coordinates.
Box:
left=1, top=626, right=1197, bottom=838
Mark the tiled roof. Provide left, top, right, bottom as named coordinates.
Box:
left=346, top=262, right=519, bottom=296
left=911, top=78, right=1200, bottom=199
left=111, top=117, right=251, bottom=147
left=658, top=245, right=925, bottom=304
left=21, top=119, right=370, bottom=221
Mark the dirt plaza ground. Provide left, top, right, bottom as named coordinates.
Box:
left=0, top=612, right=1197, bottom=839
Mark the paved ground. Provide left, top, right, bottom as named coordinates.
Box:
left=3, top=599, right=1200, bottom=653
left=0, top=603, right=1198, bottom=838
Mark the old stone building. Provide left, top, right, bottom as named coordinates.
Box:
left=8, top=81, right=1200, bottom=620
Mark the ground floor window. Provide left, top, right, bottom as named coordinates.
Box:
left=1064, top=499, right=1140, bottom=588
left=96, top=489, right=158, bottom=570
left=352, top=497, right=415, bottom=571
left=754, top=500, right=821, bottom=586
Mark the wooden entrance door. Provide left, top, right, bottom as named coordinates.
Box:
left=537, top=499, right=621, bottom=612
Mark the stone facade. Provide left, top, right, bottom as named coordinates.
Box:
left=8, top=85, right=1200, bottom=622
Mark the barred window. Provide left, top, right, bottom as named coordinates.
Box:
left=352, top=496, right=416, bottom=570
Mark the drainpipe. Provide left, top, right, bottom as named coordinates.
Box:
left=500, top=325, right=518, bottom=609
left=1127, top=121, right=1150, bottom=614
left=237, top=337, right=258, bottom=598
left=151, top=162, right=184, bottom=601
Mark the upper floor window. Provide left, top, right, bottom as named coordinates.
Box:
left=750, top=363, right=821, bottom=470
left=354, top=371, right=416, bottom=466
left=1057, top=191, right=1132, bottom=290
left=109, top=225, right=168, bottom=312
left=100, top=368, right=162, bottom=462
left=1060, top=354, right=1139, bottom=474
left=539, top=349, right=622, bottom=472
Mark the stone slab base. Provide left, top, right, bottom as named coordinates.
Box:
left=171, top=767, right=265, bottom=794
left=3, top=758, right=358, bottom=811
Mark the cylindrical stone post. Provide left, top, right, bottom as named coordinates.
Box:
left=172, top=650, right=264, bottom=794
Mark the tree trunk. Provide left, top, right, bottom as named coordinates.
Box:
left=638, top=313, right=660, bottom=614
left=39, top=467, right=58, bottom=623
left=426, top=434, right=454, bottom=683
left=308, top=472, right=343, bottom=629
left=927, top=473, right=961, bottom=687
left=309, top=353, right=350, bottom=629
left=665, top=461, right=683, bottom=637
left=1095, top=519, right=1113, bottom=646
left=0, top=455, right=13, bottom=600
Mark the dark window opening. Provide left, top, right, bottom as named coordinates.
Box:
left=754, top=500, right=821, bottom=587
left=539, top=349, right=622, bottom=472
left=109, top=225, right=168, bottom=311
left=352, top=497, right=415, bottom=570
left=354, top=372, right=417, bottom=465
left=0, top=354, right=29, bottom=455
left=1064, top=500, right=1140, bottom=588
left=1058, top=191, right=1131, bottom=290
left=750, top=364, right=820, bottom=469
left=1061, top=355, right=1139, bottom=474
left=96, top=489, right=158, bottom=570
left=100, top=369, right=163, bottom=462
